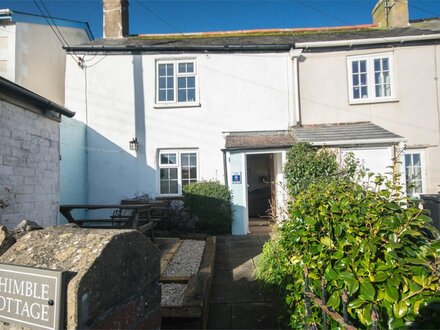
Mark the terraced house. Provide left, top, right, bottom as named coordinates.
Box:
left=62, top=0, right=440, bottom=234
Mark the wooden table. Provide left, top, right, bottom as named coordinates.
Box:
left=59, top=203, right=161, bottom=238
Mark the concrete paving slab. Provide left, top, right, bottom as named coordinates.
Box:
left=208, top=303, right=232, bottom=329
left=232, top=302, right=280, bottom=329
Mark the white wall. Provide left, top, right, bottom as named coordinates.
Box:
left=65, top=52, right=292, bottom=203
left=0, top=25, right=16, bottom=82
left=299, top=45, right=440, bottom=193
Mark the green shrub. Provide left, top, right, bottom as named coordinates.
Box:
left=284, top=142, right=347, bottom=196
left=183, top=181, right=233, bottom=235
left=257, top=172, right=440, bottom=329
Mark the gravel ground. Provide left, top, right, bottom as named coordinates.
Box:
left=161, top=283, right=187, bottom=306
left=163, top=239, right=206, bottom=276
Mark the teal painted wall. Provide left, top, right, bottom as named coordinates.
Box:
left=59, top=118, right=87, bottom=223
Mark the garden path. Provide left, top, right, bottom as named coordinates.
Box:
left=208, top=222, right=284, bottom=329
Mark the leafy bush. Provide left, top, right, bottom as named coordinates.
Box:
left=284, top=142, right=344, bottom=196
left=183, top=181, right=233, bottom=235
left=257, top=172, right=440, bottom=329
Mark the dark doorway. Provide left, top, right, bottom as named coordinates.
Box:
left=246, top=154, right=274, bottom=220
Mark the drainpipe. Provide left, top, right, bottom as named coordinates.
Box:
left=289, top=48, right=303, bottom=127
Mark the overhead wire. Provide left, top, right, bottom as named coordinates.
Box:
left=33, top=0, right=84, bottom=67
left=133, top=0, right=183, bottom=34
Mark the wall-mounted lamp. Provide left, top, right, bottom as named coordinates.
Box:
left=129, top=137, right=138, bottom=151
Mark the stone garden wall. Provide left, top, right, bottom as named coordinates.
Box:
left=0, top=225, right=161, bottom=329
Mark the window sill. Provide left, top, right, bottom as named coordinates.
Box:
left=154, top=102, right=201, bottom=109
left=349, top=97, right=399, bottom=105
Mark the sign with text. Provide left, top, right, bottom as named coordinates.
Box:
left=0, top=264, right=65, bottom=330
left=232, top=172, right=242, bottom=184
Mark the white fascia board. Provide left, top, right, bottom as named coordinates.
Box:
left=295, top=34, right=440, bottom=49
left=307, top=137, right=408, bottom=146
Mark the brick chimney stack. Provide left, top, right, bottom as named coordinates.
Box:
left=372, top=0, right=409, bottom=28
left=103, top=0, right=129, bottom=38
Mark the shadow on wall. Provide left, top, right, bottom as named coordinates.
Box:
left=60, top=54, right=155, bottom=223
left=59, top=122, right=156, bottom=223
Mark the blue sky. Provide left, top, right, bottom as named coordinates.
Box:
left=2, top=0, right=440, bottom=38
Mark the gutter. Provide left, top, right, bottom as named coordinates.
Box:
left=64, top=44, right=293, bottom=53
left=0, top=77, right=75, bottom=118
left=307, top=137, right=408, bottom=146
left=296, top=34, right=440, bottom=49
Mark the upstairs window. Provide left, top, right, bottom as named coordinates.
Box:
left=159, top=150, right=198, bottom=195
left=156, top=60, right=197, bottom=105
left=347, top=53, right=395, bottom=104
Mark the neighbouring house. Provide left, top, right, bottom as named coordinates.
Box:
left=0, top=8, right=93, bottom=213
left=0, top=77, right=75, bottom=229
left=0, top=8, right=93, bottom=105
left=63, top=0, right=440, bottom=234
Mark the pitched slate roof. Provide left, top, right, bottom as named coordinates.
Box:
left=224, top=131, right=296, bottom=150
left=291, top=122, right=405, bottom=145
left=66, top=19, right=440, bottom=52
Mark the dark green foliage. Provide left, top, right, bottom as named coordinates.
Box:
left=284, top=142, right=342, bottom=196
left=257, top=172, right=440, bottom=329
left=183, top=181, right=233, bottom=234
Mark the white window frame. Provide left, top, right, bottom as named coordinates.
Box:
left=404, top=149, right=426, bottom=198
left=158, top=149, right=199, bottom=196
left=347, top=53, right=397, bottom=104
left=155, top=59, right=199, bottom=108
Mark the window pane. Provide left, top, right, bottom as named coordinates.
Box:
left=376, top=85, right=382, bottom=97
left=178, top=90, right=186, bottom=102
left=375, top=72, right=382, bottom=84
left=169, top=181, right=178, bottom=194
left=361, top=87, right=368, bottom=98
left=187, top=77, right=195, bottom=88
left=353, top=87, right=360, bottom=99
left=187, top=89, right=196, bottom=102
left=178, top=63, right=186, bottom=73
left=187, top=62, right=194, bottom=73
left=182, top=168, right=189, bottom=179
left=170, top=168, right=177, bottom=179
left=413, top=154, right=421, bottom=166
left=189, top=153, right=197, bottom=166
left=178, top=77, right=186, bottom=88
left=159, top=90, right=166, bottom=101
left=160, top=168, right=167, bottom=179
left=352, top=61, right=358, bottom=74
left=167, top=90, right=174, bottom=101
left=166, top=64, right=173, bottom=75
left=190, top=167, right=197, bottom=178
left=181, top=154, right=189, bottom=166
left=159, top=64, right=166, bottom=76
left=382, top=58, right=389, bottom=70
left=361, top=73, right=367, bottom=85
left=353, top=75, right=359, bottom=86
left=360, top=60, right=366, bottom=72
left=405, top=154, right=412, bottom=167
left=160, top=181, right=169, bottom=194
left=374, top=59, right=381, bottom=72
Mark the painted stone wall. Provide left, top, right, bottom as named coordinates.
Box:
left=0, top=100, right=60, bottom=229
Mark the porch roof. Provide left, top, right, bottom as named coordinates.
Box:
left=291, top=122, right=406, bottom=146
left=224, top=130, right=296, bottom=150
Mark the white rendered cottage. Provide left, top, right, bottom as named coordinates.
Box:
left=63, top=0, right=440, bottom=234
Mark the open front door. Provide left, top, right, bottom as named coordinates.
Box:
left=246, top=154, right=274, bottom=219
